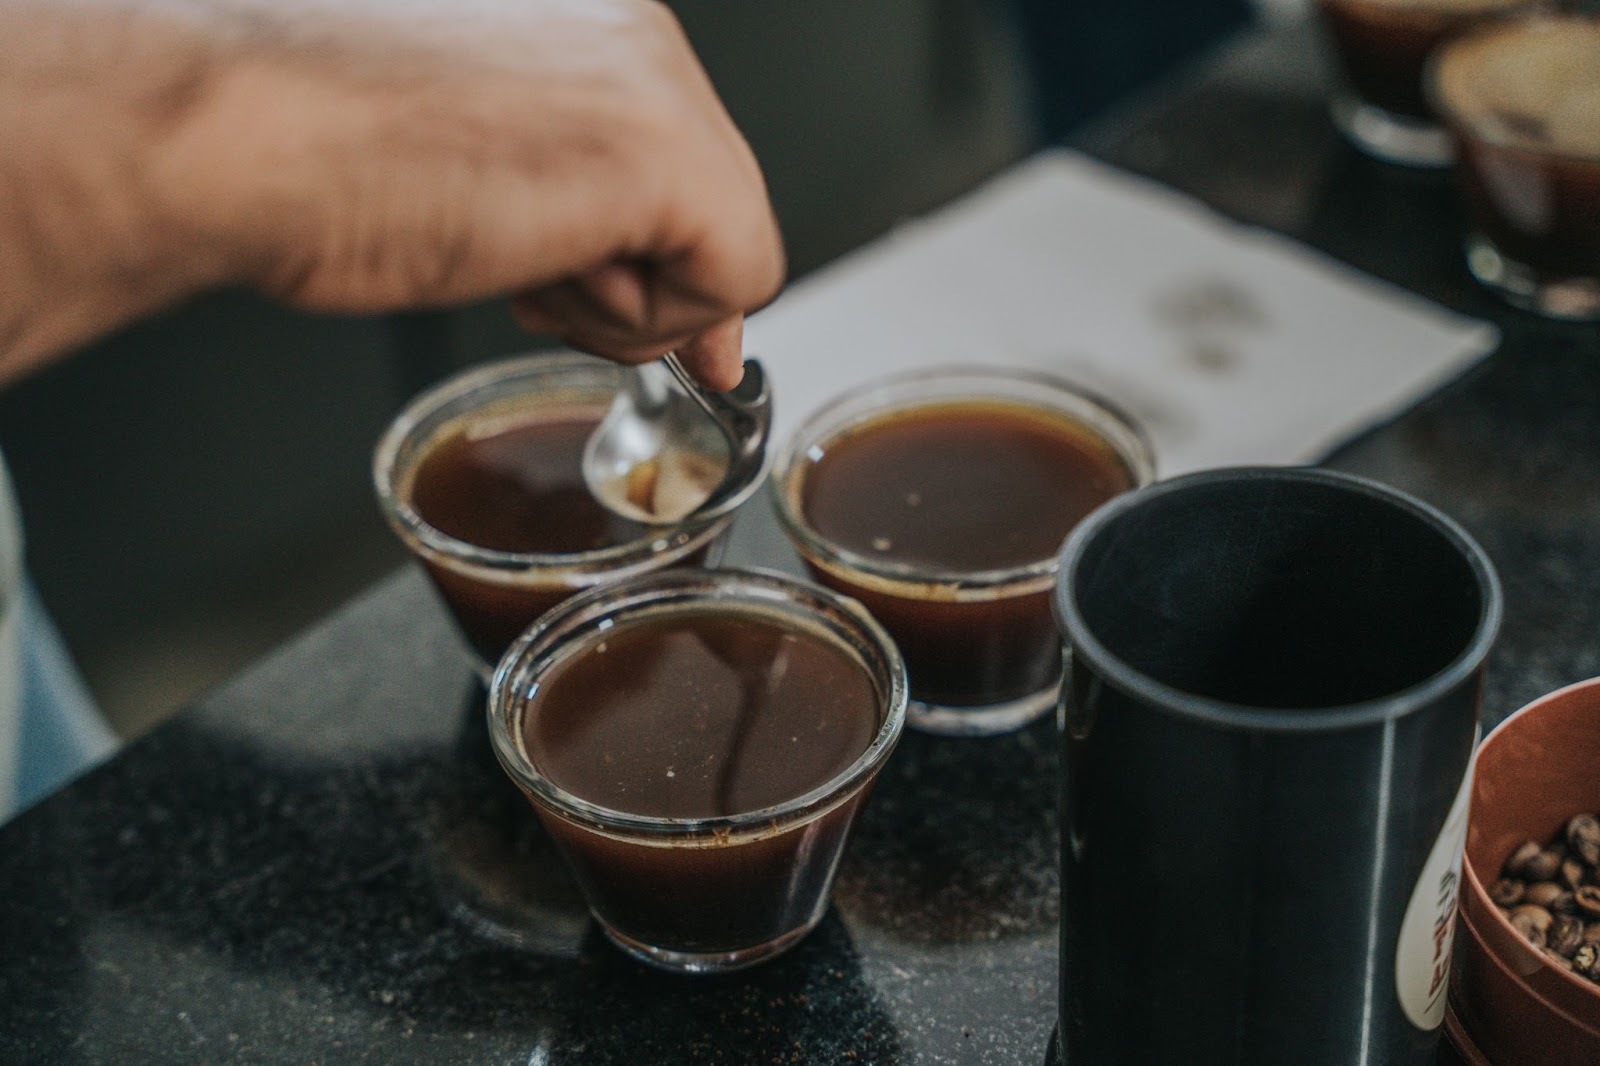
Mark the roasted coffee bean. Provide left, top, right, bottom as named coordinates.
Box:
left=1527, top=849, right=1566, bottom=882
left=1568, top=814, right=1600, bottom=868
left=1551, top=915, right=1586, bottom=956
left=1506, top=840, right=1544, bottom=878
left=1575, top=885, right=1600, bottom=919
left=1525, top=881, right=1567, bottom=908
left=1497, top=814, right=1600, bottom=979
left=1510, top=905, right=1554, bottom=948
left=1491, top=878, right=1526, bottom=907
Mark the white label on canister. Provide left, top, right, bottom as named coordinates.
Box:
left=1393, top=753, right=1475, bottom=1031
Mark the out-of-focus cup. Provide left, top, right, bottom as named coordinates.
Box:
left=772, top=366, right=1153, bottom=738
left=1449, top=676, right=1600, bottom=1066
left=1429, top=16, right=1600, bottom=320
left=488, top=567, right=907, bottom=974
left=1313, top=0, right=1546, bottom=167
left=373, top=354, right=747, bottom=670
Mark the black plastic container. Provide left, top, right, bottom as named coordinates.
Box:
left=1053, top=467, right=1501, bottom=1066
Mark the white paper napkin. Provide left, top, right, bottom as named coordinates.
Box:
left=744, top=149, right=1498, bottom=477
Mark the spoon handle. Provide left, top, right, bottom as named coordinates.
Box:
left=661, top=354, right=723, bottom=423
left=662, top=353, right=768, bottom=444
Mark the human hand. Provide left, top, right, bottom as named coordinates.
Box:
left=2, top=0, right=784, bottom=390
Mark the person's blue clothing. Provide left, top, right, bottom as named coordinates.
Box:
left=0, top=452, right=117, bottom=822
left=11, top=581, right=117, bottom=817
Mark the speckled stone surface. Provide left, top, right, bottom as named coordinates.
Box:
left=2, top=21, right=1597, bottom=1065
left=0, top=568, right=1059, bottom=1065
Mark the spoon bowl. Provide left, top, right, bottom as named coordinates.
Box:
left=583, top=355, right=772, bottom=524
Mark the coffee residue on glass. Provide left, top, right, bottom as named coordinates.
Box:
left=610, top=448, right=727, bottom=524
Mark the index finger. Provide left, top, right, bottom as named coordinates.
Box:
left=674, top=316, right=746, bottom=392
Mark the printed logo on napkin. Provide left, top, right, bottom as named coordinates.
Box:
left=1394, top=755, right=1475, bottom=1031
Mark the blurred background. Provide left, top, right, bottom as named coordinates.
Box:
left=0, top=0, right=1294, bottom=740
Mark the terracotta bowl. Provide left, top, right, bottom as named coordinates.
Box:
left=1451, top=677, right=1600, bottom=1065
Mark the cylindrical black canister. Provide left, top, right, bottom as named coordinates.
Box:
left=1053, top=467, right=1501, bottom=1066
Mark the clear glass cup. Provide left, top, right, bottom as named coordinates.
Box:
left=487, top=568, right=908, bottom=974
left=772, top=366, right=1155, bottom=738
left=1429, top=15, right=1600, bottom=320
left=1313, top=0, right=1546, bottom=168
left=373, top=353, right=746, bottom=671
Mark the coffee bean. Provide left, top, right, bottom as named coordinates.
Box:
left=1510, top=905, right=1554, bottom=949
left=1568, top=814, right=1600, bottom=868
left=1491, top=878, right=1525, bottom=907
left=1551, top=915, right=1586, bottom=956
left=1525, top=881, right=1567, bottom=909
left=1527, top=849, right=1565, bottom=882
left=1506, top=840, right=1544, bottom=878
left=1496, top=813, right=1600, bottom=984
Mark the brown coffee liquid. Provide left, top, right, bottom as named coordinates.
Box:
left=524, top=612, right=881, bottom=819
left=800, top=400, right=1133, bottom=573
left=408, top=408, right=649, bottom=554
left=1315, top=0, right=1536, bottom=119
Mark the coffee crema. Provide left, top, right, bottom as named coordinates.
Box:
left=800, top=400, right=1134, bottom=575
left=407, top=406, right=649, bottom=555
left=1432, top=19, right=1600, bottom=159
left=522, top=610, right=882, bottom=820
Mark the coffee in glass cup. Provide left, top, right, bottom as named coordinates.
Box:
left=1430, top=15, right=1600, bottom=319
left=488, top=568, right=907, bottom=973
left=373, top=354, right=752, bottom=669
left=773, top=366, right=1153, bottom=737
left=1314, top=0, right=1545, bottom=167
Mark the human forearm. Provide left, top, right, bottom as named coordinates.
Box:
left=0, top=2, right=236, bottom=381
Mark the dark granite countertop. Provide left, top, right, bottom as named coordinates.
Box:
left=2, top=20, right=1596, bottom=1065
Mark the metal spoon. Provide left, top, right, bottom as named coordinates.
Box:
left=582, top=354, right=771, bottom=524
